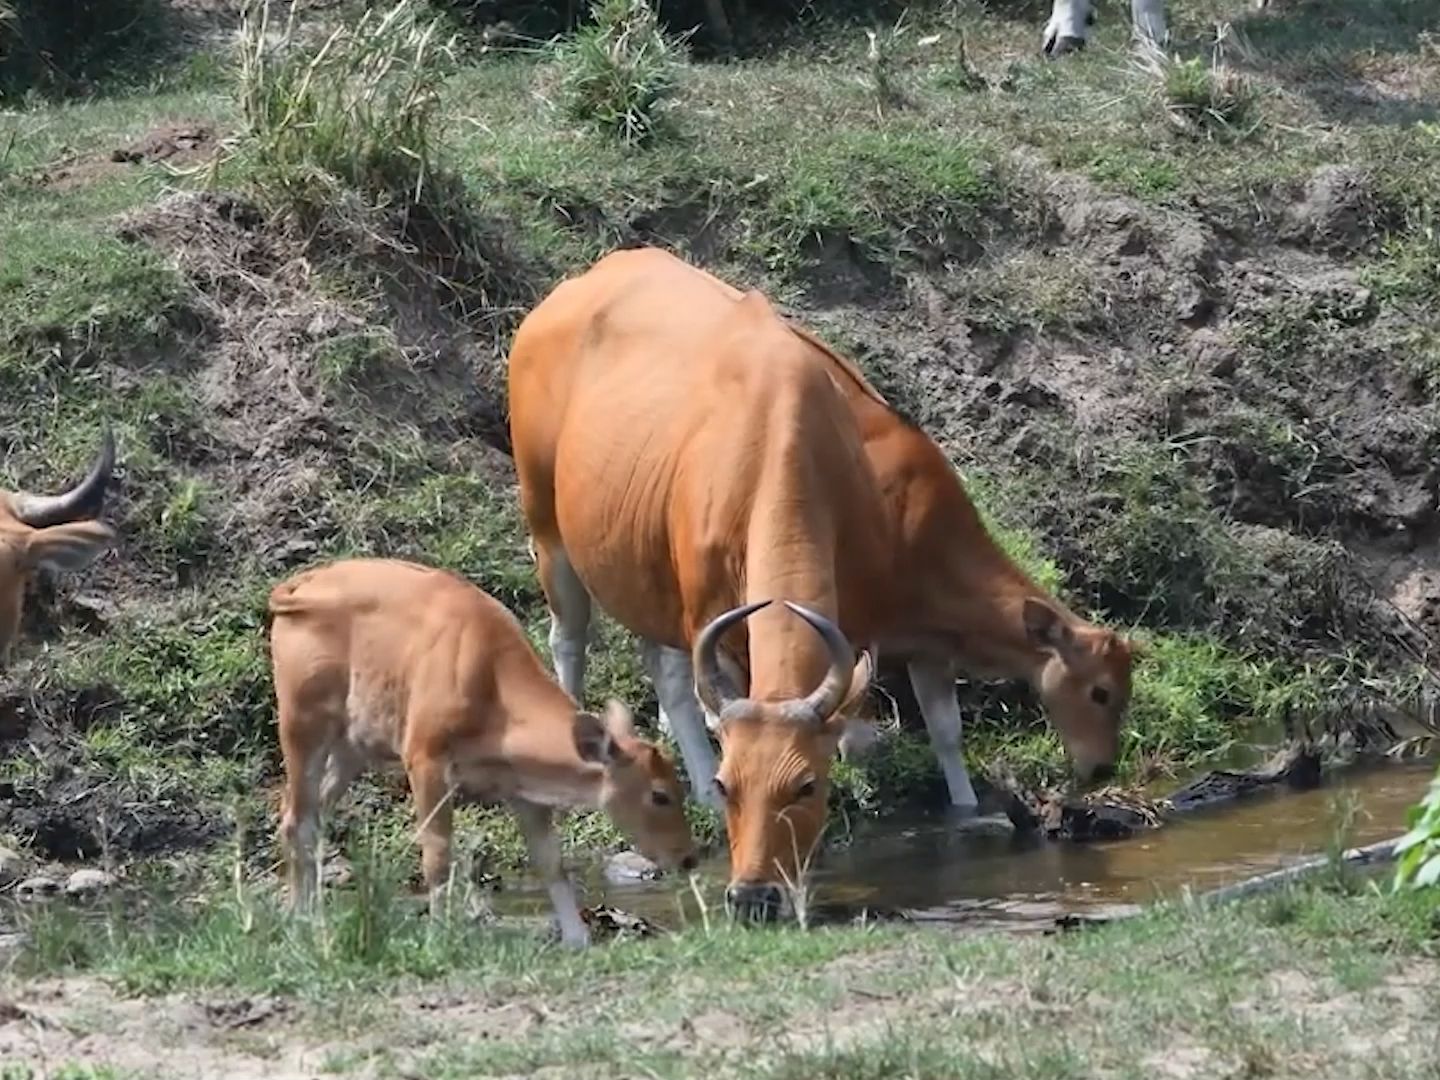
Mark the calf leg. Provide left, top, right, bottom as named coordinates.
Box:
left=406, top=752, right=456, bottom=918
left=513, top=800, right=589, bottom=948
left=908, top=659, right=979, bottom=813
left=640, top=640, right=723, bottom=811
left=534, top=541, right=592, bottom=702
left=278, top=721, right=327, bottom=914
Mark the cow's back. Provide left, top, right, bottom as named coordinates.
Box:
left=508, top=248, right=893, bottom=652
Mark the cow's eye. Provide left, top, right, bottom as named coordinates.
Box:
left=651, top=790, right=672, bottom=807
left=712, top=776, right=729, bottom=800
left=1091, top=686, right=1111, bottom=706
left=794, top=779, right=817, bottom=801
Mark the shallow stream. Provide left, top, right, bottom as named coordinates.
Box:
left=493, top=757, right=1437, bottom=932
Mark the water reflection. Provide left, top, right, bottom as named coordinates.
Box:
left=509, top=758, right=1437, bottom=930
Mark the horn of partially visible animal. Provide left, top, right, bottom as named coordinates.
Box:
left=692, top=599, right=771, bottom=716
left=11, top=427, right=116, bottom=528
left=782, top=601, right=856, bottom=726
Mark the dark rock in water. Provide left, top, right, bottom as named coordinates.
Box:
left=998, top=742, right=1327, bottom=844
left=1168, top=743, right=1322, bottom=812
left=65, top=868, right=117, bottom=897
left=15, top=876, right=61, bottom=900
left=1038, top=794, right=1162, bottom=842
left=603, top=850, right=662, bottom=883
left=0, top=847, right=28, bottom=889
left=581, top=905, right=660, bottom=940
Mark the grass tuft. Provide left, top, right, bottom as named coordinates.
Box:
left=232, top=0, right=458, bottom=212
left=1132, top=31, right=1260, bottom=141
left=553, top=0, right=685, bottom=146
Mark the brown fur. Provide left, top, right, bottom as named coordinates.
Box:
left=508, top=247, right=1136, bottom=908
left=267, top=557, right=696, bottom=942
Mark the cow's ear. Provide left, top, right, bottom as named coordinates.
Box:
left=25, top=521, right=115, bottom=573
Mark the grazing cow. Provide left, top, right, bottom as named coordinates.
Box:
left=0, top=430, right=117, bottom=664
left=267, top=557, right=697, bottom=947
left=509, top=248, right=1137, bottom=918
left=509, top=248, right=889, bottom=918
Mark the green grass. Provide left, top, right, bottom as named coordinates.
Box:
left=6, top=871, right=1438, bottom=1079
left=552, top=0, right=686, bottom=146
left=0, top=0, right=1437, bottom=885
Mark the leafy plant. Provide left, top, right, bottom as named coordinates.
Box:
left=554, top=0, right=685, bottom=146
left=1391, top=765, right=1440, bottom=892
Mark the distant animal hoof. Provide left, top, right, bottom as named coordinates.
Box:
left=1044, top=35, right=1087, bottom=58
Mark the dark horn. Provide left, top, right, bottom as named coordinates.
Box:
left=13, top=427, right=116, bottom=528
left=784, top=601, right=855, bottom=726
left=692, top=600, right=771, bottom=717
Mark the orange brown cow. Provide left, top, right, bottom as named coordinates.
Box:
left=267, top=557, right=697, bottom=946
left=0, top=430, right=117, bottom=664
left=507, top=247, right=1138, bottom=920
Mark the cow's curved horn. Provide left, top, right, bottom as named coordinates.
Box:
left=13, top=427, right=116, bottom=528
left=693, top=599, right=771, bottom=717
left=783, top=601, right=855, bottom=726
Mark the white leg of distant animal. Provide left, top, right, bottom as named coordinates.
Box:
left=539, top=545, right=592, bottom=701
left=1043, top=0, right=1092, bottom=56
left=640, top=640, right=724, bottom=811
left=514, top=799, right=589, bottom=948
left=1132, top=0, right=1167, bottom=47
left=908, top=658, right=980, bottom=813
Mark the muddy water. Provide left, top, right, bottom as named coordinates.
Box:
left=494, top=759, right=1438, bottom=931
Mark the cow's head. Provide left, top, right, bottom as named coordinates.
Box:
left=0, top=431, right=117, bottom=665
left=576, top=699, right=699, bottom=874
left=693, top=599, right=871, bottom=923
left=1022, top=597, right=1137, bottom=784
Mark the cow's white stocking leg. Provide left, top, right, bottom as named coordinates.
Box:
left=279, top=736, right=327, bottom=914
left=908, top=659, right=979, bottom=813
left=1132, top=0, right=1167, bottom=47
left=514, top=799, right=589, bottom=948
left=640, top=640, right=723, bottom=811
left=1043, top=0, right=1092, bottom=56
left=537, top=545, right=592, bottom=702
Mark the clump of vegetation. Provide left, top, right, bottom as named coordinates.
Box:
left=232, top=0, right=458, bottom=215
left=1393, top=765, right=1440, bottom=892
left=225, top=0, right=526, bottom=314
left=553, top=0, right=686, bottom=146
left=1132, top=33, right=1259, bottom=140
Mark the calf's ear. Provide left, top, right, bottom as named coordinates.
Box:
left=574, top=710, right=632, bottom=766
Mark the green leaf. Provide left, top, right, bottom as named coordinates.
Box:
left=1393, top=826, right=1433, bottom=854
left=1415, top=853, right=1440, bottom=889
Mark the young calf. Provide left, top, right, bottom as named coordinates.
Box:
left=267, top=557, right=698, bottom=947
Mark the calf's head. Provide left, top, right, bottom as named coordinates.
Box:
left=1022, top=597, right=1137, bottom=785
left=692, top=599, right=871, bottom=922
left=575, top=699, right=698, bottom=873
left=0, top=431, right=116, bottom=665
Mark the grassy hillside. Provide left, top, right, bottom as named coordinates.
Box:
left=2, top=0, right=1439, bottom=881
